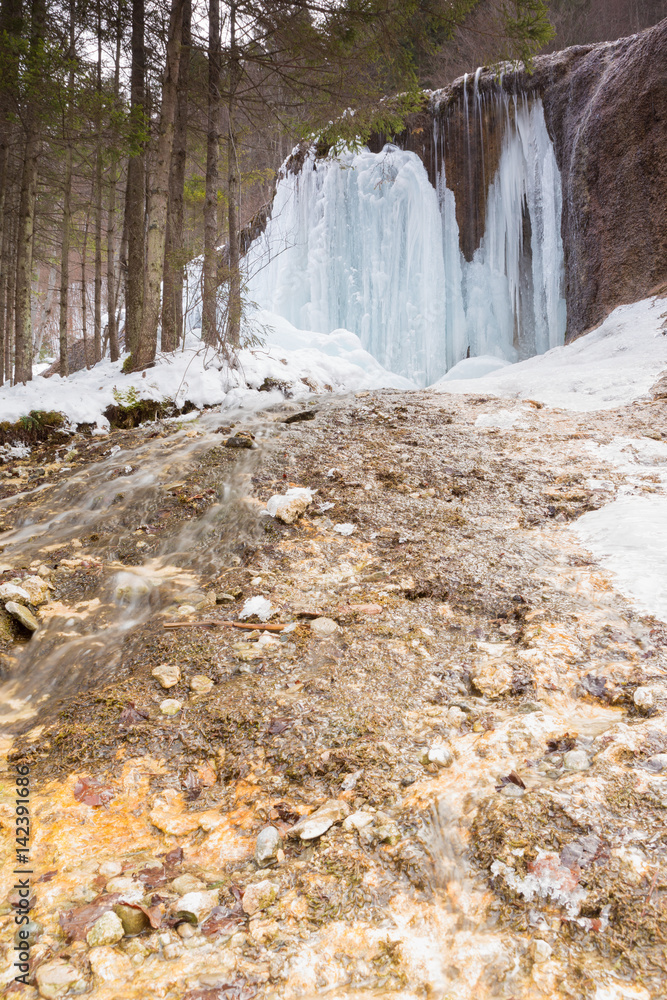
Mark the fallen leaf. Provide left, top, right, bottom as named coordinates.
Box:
left=59, top=895, right=121, bottom=941
left=201, top=904, right=246, bottom=937
left=35, top=870, right=57, bottom=884
left=267, top=718, right=293, bottom=735
left=73, top=776, right=114, bottom=807
left=495, top=771, right=526, bottom=791
left=119, top=703, right=149, bottom=725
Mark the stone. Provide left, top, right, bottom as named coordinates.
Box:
left=633, top=686, right=657, bottom=712
left=104, top=877, right=144, bottom=902
left=17, top=575, right=51, bottom=605
left=172, top=890, right=219, bottom=924
left=152, top=663, right=180, bottom=689
left=446, top=706, right=466, bottom=727
left=171, top=874, right=207, bottom=896
left=88, top=945, right=132, bottom=983
left=471, top=659, right=513, bottom=699
left=255, top=826, right=282, bottom=867
left=242, top=879, right=278, bottom=915
left=563, top=750, right=590, bottom=771
left=343, top=810, right=374, bottom=833
left=531, top=939, right=552, bottom=964
left=646, top=754, right=667, bottom=773
left=190, top=674, right=214, bottom=694
left=86, top=910, right=125, bottom=947
left=426, top=744, right=453, bottom=768
left=98, top=860, right=122, bottom=879
left=35, top=959, right=87, bottom=999
left=288, top=798, right=350, bottom=840
left=163, top=942, right=184, bottom=959
left=265, top=487, right=313, bottom=524
left=113, top=903, right=149, bottom=936
left=310, top=617, right=339, bottom=637
left=177, top=922, right=196, bottom=939
left=14, top=919, right=42, bottom=946
left=0, top=582, right=31, bottom=604
left=374, top=821, right=401, bottom=845
left=5, top=601, right=39, bottom=631
left=159, top=698, right=182, bottom=716
left=216, top=592, right=236, bottom=603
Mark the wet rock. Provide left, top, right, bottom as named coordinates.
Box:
left=425, top=744, right=453, bottom=768
left=225, top=433, right=255, bottom=449
left=633, top=686, right=657, bottom=712
left=190, top=674, right=214, bottom=694
left=105, top=877, right=143, bottom=902
left=86, top=910, right=124, bottom=947
left=471, top=659, right=513, bottom=699
left=288, top=798, right=350, bottom=840
left=343, top=810, right=374, bottom=832
left=163, top=941, right=183, bottom=959
left=172, top=890, right=219, bottom=924
left=0, top=582, right=31, bottom=604
left=88, top=945, right=132, bottom=983
left=265, top=487, right=313, bottom=524
left=159, top=698, right=182, bottom=716
left=17, top=574, right=51, bottom=605
left=255, top=826, right=282, bottom=867
left=216, top=592, right=236, bottom=603
left=5, top=600, right=39, bottom=631
left=563, top=749, right=590, bottom=771
left=113, top=903, right=150, bottom=936
left=283, top=409, right=317, bottom=424
left=374, top=820, right=401, bottom=845
left=446, top=706, right=466, bottom=727
left=646, top=754, right=667, bottom=772
left=176, top=921, right=196, bottom=939
left=242, top=879, right=278, bottom=915
left=35, top=959, right=87, bottom=999
left=171, top=874, right=207, bottom=896
left=531, top=939, right=552, bottom=963
left=151, top=663, right=180, bottom=689
left=14, top=919, right=42, bottom=946
left=310, top=616, right=339, bottom=637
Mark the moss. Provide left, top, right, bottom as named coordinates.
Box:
left=0, top=410, right=69, bottom=446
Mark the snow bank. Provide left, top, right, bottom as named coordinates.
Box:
left=0, top=310, right=415, bottom=430
left=432, top=298, right=667, bottom=411
left=572, top=496, right=667, bottom=622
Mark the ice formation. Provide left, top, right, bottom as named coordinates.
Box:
left=248, top=91, right=566, bottom=385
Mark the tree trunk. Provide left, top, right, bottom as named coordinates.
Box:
left=0, top=142, right=8, bottom=384
left=57, top=0, right=75, bottom=379
left=82, top=206, right=90, bottom=368
left=93, top=0, right=103, bottom=363
left=14, top=127, right=39, bottom=383
left=5, top=205, right=16, bottom=382
left=124, top=0, right=146, bottom=360
left=202, top=0, right=221, bottom=347
left=161, top=0, right=190, bottom=352
left=226, top=0, right=241, bottom=351
left=107, top=12, right=122, bottom=362
left=132, top=0, right=185, bottom=370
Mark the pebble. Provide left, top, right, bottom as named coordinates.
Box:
left=5, top=600, right=39, bottom=631
left=563, top=750, right=590, bottom=771
left=17, top=574, right=51, bottom=605
left=289, top=798, right=350, bottom=840
left=177, top=922, right=196, bottom=939
left=646, top=754, right=667, bottom=772
left=114, top=903, right=149, bottom=936
left=426, top=744, right=454, bottom=768
left=342, top=810, right=374, bottom=832
left=105, top=876, right=143, bottom=901
left=471, top=659, right=513, bottom=699
left=446, top=706, right=466, bottom=727
left=14, top=919, right=42, bottom=946
left=255, top=826, right=283, bottom=867
left=531, top=939, right=552, bottom=963
left=374, top=821, right=401, bottom=844
left=216, top=592, right=236, bottom=603
left=86, top=910, right=124, bottom=947
left=242, top=879, right=278, bottom=915
left=35, top=959, right=87, bottom=999
left=633, top=686, right=657, bottom=712
left=98, top=860, right=122, bottom=879
left=0, top=582, right=31, bottom=604
left=159, top=698, right=182, bottom=716
left=265, top=487, right=313, bottom=524
left=171, top=874, right=207, bottom=896
left=152, top=663, right=180, bottom=689
left=310, top=616, right=339, bottom=637
left=172, top=890, right=219, bottom=923
left=190, top=674, right=214, bottom=694
left=163, top=942, right=184, bottom=959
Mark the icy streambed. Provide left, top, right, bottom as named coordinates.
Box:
left=0, top=381, right=666, bottom=1000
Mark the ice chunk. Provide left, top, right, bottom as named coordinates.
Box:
left=239, top=596, right=273, bottom=622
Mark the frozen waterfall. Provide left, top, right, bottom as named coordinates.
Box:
left=247, top=92, right=566, bottom=386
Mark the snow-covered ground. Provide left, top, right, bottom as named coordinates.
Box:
left=433, top=298, right=667, bottom=411
left=0, top=310, right=415, bottom=430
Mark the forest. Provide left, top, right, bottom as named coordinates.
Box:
left=0, top=0, right=663, bottom=386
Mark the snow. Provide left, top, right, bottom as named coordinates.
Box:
left=0, top=311, right=414, bottom=431
left=239, top=596, right=273, bottom=622
left=437, top=355, right=510, bottom=381
left=434, top=298, right=667, bottom=411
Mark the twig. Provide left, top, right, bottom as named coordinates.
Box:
left=163, top=619, right=287, bottom=632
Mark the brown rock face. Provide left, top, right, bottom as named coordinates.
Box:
left=369, top=18, right=667, bottom=341
left=533, top=19, right=667, bottom=339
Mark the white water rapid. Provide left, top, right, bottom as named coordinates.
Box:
left=248, top=92, right=566, bottom=386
